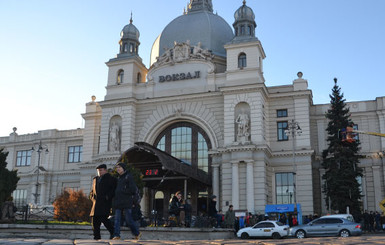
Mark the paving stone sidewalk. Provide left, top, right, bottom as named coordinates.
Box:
left=1, top=234, right=385, bottom=245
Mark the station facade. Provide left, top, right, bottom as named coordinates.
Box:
left=1, top=0, right=385, bottom=218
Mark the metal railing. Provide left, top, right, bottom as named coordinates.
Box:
left=16, top=205, right=55, bottom=222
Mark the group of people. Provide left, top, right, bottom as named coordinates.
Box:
left=89, top=163, right=141, bottom=241
left=167, top=193, right=223, bottom=228
left=167, top=191, right=192, bottom=227
left=362, top=210, right=384, bottom=233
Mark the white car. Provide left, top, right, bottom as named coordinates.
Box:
left=237, top=220, right=289, bottom=239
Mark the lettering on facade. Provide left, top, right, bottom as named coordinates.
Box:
left=159, top=71, right=200, bottom=83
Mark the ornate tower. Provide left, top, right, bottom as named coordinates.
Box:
left=232, top=0, right=256, bottom=41
left=118, top=14, right=140, bottom=58
left=101, top=15, right=148, bottom=154
left=225, top=0, right=265, bottom=77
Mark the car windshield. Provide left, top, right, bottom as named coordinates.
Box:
left=276, top=221, right=284, bottom=226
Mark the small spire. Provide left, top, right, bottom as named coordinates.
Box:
left=130, top=12, right=133, bottom=23
left=243, top=0, right=246, bottom=5
left=334, top=78, right=338, bottom=84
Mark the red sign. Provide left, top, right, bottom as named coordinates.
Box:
left=145, top=169, right=159, bottom=176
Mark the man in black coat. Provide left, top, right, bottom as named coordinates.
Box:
left=89, top=164, right=117, bottom=240
left=208, top=195, right=221, bottom=228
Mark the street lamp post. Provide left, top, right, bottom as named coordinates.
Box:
left=285, top=119, right=302, bottom=204
left=32, top=141, right=48, bottom=205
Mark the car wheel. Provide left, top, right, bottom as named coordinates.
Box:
left=272, top=232, right=281, bottom=239
left=339, top=229, right=350, bottom=237
left=295, top=230, right=306, bottom=239
left=240, top=232, right=249, bottom=239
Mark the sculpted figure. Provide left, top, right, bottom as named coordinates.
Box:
left=109, top=122, right=120, bottom=151
left=235, top=109, right=250, bottom=137
left=192, top=42, right=206, bottom=59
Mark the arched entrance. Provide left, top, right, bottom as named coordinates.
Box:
left=118, top=142, right=212, bottom=221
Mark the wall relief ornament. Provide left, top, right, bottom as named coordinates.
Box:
left=153, top=40, right=214, bottom=68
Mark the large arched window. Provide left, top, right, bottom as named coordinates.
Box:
left=154, top=122, right=211, bottom=173
left=117, top=70, right=124, bottom=84
left=238, top=53, right=247, bottom=68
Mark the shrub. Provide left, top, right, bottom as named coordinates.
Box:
left=53, top=189, right=91, bottom=222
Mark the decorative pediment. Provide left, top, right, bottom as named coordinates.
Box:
left=152, top=41, right=214, bottom=68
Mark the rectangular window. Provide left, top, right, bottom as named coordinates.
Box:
left=197, top=133, right=208, bottom=173
left=238, top=54, right=247, bottom=68
left=68, top=146, right=82, bottom=163
left=353, top=124, right=359, bottom=141
left=12, top=189, right=27, bottom=209
left=277, top=121, right=288, bottom=141
left=356, top=176, right=363, bottom=199
left=16, top=150, right=32, bottom=166
left=276, top=173, right=295, bottom=204
left=171, top=127, right=192, bottom=165
left=277, top=109, right=288, bottom=117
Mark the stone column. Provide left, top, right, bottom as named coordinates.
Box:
left=232, top=161, right=239, bottom=209
left=362, top=172, right=368, bottom=211
left=212, top=164, right=220, bottom=208
left=142, top=187, right=149, bottom=217
left=372, top=166, right=382, bottom=212
left=246, top=160, right=255, bottom=213
left=40, top=182, right=46, bottom=205
left=377, top=111, right=385, bottom=151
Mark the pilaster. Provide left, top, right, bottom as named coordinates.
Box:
left=246, top=160, right=255, bottom=213
left=231, top=161, right=239, bottom=209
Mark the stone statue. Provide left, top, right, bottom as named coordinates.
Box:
left=191, top=42, right=214, bottom=60
left=235, top=109, right=250, bottom=139
left=158, top=47, right=172, bottom=64
left=109, top=122, right=120, bottom=151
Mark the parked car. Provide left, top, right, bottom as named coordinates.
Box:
left=237, top=220, right=289, bottom=239
left=321, top=214, right=355, bottom=222
left=289, top=217, right=362, bottom=238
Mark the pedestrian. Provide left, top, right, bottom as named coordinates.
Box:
left=168, top=191, right=183, bottom=226
left=292, top=214, right=298, bottom=226
left=288, top=213, right=293, bottom=227
left=381, top=212, right=385, bottom=231
left=363, top=210, right=370, bottom=232
left=375, top=211, right=381, bottom=232
left=112, top=162, right=141, bottom=240
left=369, top=211, right=375, bottom=233
left=208, top=195, right=221, bottom=228
left=224, top=205, right=236, bottom=229
left=184, top=199, right=192, bottom=227
left=279, top=213, right=287, bottom=225
left=89, top=164, right=117, bottom=240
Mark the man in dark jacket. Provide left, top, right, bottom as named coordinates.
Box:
left=208, top=195, right=221, bottom=228
left=112, top=162, right=141, bottom=240
left=89, top=164, right=117, bottom=240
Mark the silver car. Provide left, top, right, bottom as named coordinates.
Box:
left=237, top=221, right=289, bottom=239
left=289, top=217, right=362, bottom=238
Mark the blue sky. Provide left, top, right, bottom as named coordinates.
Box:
left=1, top=0, right=384, bottom=137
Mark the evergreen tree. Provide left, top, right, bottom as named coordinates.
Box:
left=0, top=148, right=20, bottom=206
left=322, top=78, right=363, bottom=216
